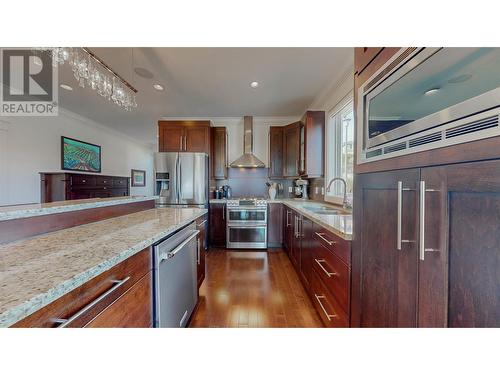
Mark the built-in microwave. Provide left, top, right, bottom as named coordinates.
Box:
left=357, top=47, right=500, bottom=163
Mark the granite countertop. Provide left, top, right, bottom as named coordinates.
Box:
left=209, top=198, right=352, bottom=240
left=0, top=196, right=157, bottom=222
left=0, top=206, right=207, bottom=327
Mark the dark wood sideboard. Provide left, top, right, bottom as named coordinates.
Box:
left=40, top=172, right=130, bottom=203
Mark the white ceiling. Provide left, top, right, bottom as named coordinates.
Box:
left=57, top=48, right=353, bottom=144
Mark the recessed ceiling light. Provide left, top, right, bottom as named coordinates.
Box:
left=424, top=87, right=440, bottom=95
left=134, top=67, right=154, bottom=79
left=153, top=83, right=164, bottom=91
left=60, top=84, right=73, bottom=91
left=250, top=81, right=259, bottom=88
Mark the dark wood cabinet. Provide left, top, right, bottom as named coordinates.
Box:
left=282, top=206, right=293, bottom=254
left=269, top=127, right=284, bottom=178
left=282, top=111, right=325, bottom=178
left=196, top=214, right=208, bottom=289
left=209, top=202, right=226, bottom=247
left=352, top=169, right=419, bottom=327
left=290, top=210, right=301, bottom=269
left=14, top=249, right=152, bottom=328
left=352, top=159, right=500, bottom=328
left=211, top=127, right=228, bottom=179
left=354, top=47, right=383, bottom=75
left=299, top=216, right=313, bottom=289
left=283, top=122, right=301, bottom=177
left=40, top=172, right=129, bottom=203
left=158, top=120, right=210, bottom=153
left=419, top=160, right=500, bottom=327
left=299, top=111, right=325, bottom=178
left=267, top=203, right=283, bottom=247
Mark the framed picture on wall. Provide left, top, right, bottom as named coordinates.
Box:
left=131, top=169, right=146, bottom=187
left=61, top=136, right=102, bottom=173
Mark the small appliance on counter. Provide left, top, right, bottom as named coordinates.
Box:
left=294, top=178, right=309, bottom=200
left=222, top=185, right=232, bottom=199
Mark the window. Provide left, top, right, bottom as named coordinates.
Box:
left=325, top=99, right=354, bottom=204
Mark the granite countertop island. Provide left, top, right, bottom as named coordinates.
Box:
left=0, top=206, right=207, bottom=327
left=209, top=198, right=352, bottom=240
left=0, top=196, right=157, bottom=222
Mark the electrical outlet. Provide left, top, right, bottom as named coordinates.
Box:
left=288, top=186, right=293, bottom=193
left=315, top=187, right=319, bottom=194
left=321, top=187, right=325, bottom=195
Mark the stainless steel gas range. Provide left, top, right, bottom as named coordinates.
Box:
left=226, top=198, right=268, bottom=249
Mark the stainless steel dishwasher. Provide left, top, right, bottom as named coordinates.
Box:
left=153, top=223, right=199, bottom=328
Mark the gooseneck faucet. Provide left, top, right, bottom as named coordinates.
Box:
left=326, top=177, right=351, bottom=209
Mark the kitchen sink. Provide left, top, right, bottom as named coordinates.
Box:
left=302, top=206, right=347, bottom=215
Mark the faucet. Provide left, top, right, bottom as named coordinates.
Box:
left=326, top=177, right=351, bottom=209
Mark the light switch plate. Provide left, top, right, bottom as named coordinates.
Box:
left=288, top=186, right=293, bottom=193
left=315, top=187, right=319, bottom=194
left=321, top=187, right=325, bottom=195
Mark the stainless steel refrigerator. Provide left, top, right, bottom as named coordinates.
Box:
left=154, top=152, right=208, bottom=207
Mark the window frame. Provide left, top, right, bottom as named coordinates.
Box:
left=324, top=92, right=354, bottom=205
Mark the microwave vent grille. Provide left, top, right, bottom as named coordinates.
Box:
left=445, top=115, right=499, bottom=139
left=366, top=148, right=383, bottom=158
left=383, top=142, right=407, bottom=154
left=409, top=132, right=443, bottom=148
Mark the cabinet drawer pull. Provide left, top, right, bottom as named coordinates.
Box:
left=314, top=258, right=337, bottom=277
left=197, top=219, right=207, bottom=227
left=82, top=179, right=86, bottom=183
left=315, top=232, right=335, bottom=246
left=55, top=276, right=131, bottom=328
left=314, top=294, right=337, bottom=321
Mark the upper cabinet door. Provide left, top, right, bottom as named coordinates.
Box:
left=420, top=160, right=500, bottom=328
left=353, top=169, right=420, bottom=327
left=211, top=127, right=228, bottom=179
left=354, top=47, right=383, bottom=75
left=268, top=127, right=284, bottom=178
left=283, top=122, right=301, bottom=177
left=185, top=126, right=210, bottom=153
left=159, top=125, right=184, bottom=152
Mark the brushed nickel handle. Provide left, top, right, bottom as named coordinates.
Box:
left=419, top=180, right=440, bottom=261
left=56, top=276, right=131, bottom=328
left=197, top=238, right=201, bottom=265
left=197, top=219, right=207, bottom=227
left=82, top=179, right=86, bottom=183
left=315, top=232, right=335, bottom=246
left=314, top=258, right=337, bottom=277
left=286, top=210, right=291, bottom=227
left=161, top=230, right=200, bottom=261
left=397, top=181, right=412, bottom=250
left=179, top=136, right=183, bottom=150
left=184, top=135, right=187, bottom=150
left=314, top=294, right=337, bottom=321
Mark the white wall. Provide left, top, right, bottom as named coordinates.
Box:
left=0, top=109, right=154, bottom=206
left=309, top=66, right=354, bottom=113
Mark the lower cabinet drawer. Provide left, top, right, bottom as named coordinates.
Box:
left=85, top=272, right=152, bottom=328
left=312, top=244, right=350, bottom=313
left=13, top=248, right=151, bottom=328
left=310, top=271, right=349, bottom=328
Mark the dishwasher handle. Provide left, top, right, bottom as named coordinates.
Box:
left=160, top=230, right=200, bottom=262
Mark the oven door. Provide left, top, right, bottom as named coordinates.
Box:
left=227, top=208, right=267, bottom=225
left=226, top=224, right=267, bottom=249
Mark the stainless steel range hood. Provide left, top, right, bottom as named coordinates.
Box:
left=230, top=116, right=266, bottom=168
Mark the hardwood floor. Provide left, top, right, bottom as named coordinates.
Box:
left=189, top=248, right=323, bottom=328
